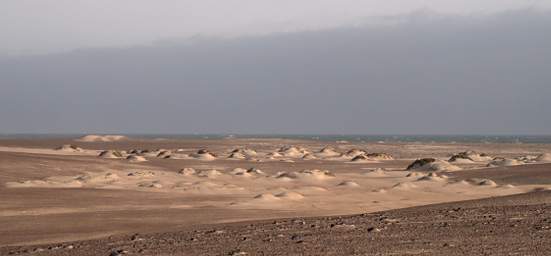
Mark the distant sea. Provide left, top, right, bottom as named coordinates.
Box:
left=1, top=134, right=551, bottom=144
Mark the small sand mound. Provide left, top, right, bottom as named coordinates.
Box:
left=536, top=153, right=551, bottom=162
left=296, top=169, right=335, bottom=180
left=532, top=187, right=551, bottom=192
left=77, top=135, right=128, bottom=142
left=407, top=158, right=461, bottom=171
left=254, top=193, right=281, bottom=201
left=345, top=149, right=367, bottom=158
left=350, top=154, right=376, bottom=162
left=317, top=146, right=341, bottom=157
left=175, top=181, right=245, bottom=194
left=363, top=168, right=387, bottom=177
left=447, top=180, right=472, bottom=187
left=302, top=153, right=317, bottom=160
left=295, top=186, right=328, bottom=193
left=127, top=171, right=155, bottom=177
left=128, top=149, right=143, bottom=155
left=140, top=150, right=159, bottom=157
left=275, top=191, right=305, bottom=200
left=231, top=148, right=257, bottom=156
left=406, top=171, right=426, bottom=178
left=98, top=150, right=125, bottom=159
left=448, top=157, right=475, bottom=164
left=165, top=153, right=190, bottom=160
left=337, top=181, right=360, bottom=187
left=193, top=149, right=217, bottom=161
left=392, top=182, right=418, bottom=190
left=228, top=152, right=246, bottom=159
left=487, top=157, right=522, bottom=167
left=127, top=155, right=147, bottom=162
left=278, top=146, right=309, bottom=158
left=55, top=144, right=83, bottom=152
left=196, top=169, right=223, bottom=178
left=179, top=168, right=196, bottom=176
left=75, top=172, right=120, bottom=184
left=138, top=181, right=163, bottom=188
left=449, top=151, right=492, bottom=162
left=230, top=167, right=264, bottom=177
left=407, top=158, right=435, bottom=169
left=416, top=172, right=448, bottom=182
left=274, top=169, right=334, bottom=181
left=156, top=150, right=172, bottom=158
left=6, top=179, right=83, bottom=188
left=365, top=153, right=393, bottom=160
left=466, top=178, right=498, bottom=187
left=274, top=171, right=297, bottom=181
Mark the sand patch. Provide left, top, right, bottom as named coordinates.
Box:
left=77, top=135, right=128, bottom=142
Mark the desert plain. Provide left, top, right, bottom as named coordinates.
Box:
left=1, top=135, right=551, bottom=255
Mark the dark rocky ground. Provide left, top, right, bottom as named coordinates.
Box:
left=2, top=191, right=551, bottom=256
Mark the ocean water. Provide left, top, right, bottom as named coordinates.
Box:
left=1, top=134, right=551, bottom=144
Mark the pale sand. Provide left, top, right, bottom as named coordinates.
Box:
left=1, top=138, right=551, bottom=246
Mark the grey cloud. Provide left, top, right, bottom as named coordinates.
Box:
left=1, top=10, right=550, bottom=134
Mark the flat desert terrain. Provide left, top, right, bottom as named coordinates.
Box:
left=1, top=135, right=551, bottom=255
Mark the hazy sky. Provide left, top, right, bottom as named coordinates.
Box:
left=1, top=3, right=550, bottom=135
left=1, top=0, right=550, bottom=55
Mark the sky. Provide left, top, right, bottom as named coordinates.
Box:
left=1, top=2, right=551, bottom=135
left=1, top=0, right=550, bottom=55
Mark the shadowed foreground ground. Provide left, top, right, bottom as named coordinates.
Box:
left=2, top=191, right=551, bottom=256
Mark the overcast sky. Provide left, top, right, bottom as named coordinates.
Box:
left=1, top=2, right=550, bottom=135
left=1, top=0, right=550, bottom=55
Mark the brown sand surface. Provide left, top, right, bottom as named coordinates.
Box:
left=1, top=137, right=551, bottom=254
left=2, top=191, right=551, bottom=255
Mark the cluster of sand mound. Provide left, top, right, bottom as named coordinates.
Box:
left=406, top=158, right=461, bottom=172
left=7, top=171, right=123, bottom=189
left=449, top=151, right=492, bottom=163
left=77, top=135, right=128, bottom=142
left=98, top=150, right=148, bottom=162
left=54, top=144, right=83, bottom=152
